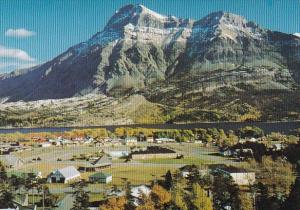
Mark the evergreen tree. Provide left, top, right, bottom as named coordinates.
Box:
left=254, top=182, right=270, bottom=210
left=0, top=161, right=7, bottom=183
left=186, top=165, right=201, bottom=188
left=281, top=178, right=300, bottom=210
left=0, top=183, right=14, bottom=208
left=71, top=181, right=89, bottom=210
left=164, top=170, right=173, bottom=190
left=212, top=173, right=241, bottom=210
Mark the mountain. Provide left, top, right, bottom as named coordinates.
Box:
left=295, top=33, right=300, bottom=38
left=0, top=4, right=299, bottom=125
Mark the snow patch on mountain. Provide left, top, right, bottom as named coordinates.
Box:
left=294, top=33, right=300, bottom=38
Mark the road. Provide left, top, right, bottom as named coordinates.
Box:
left=56, top=194, right=74, bottom=210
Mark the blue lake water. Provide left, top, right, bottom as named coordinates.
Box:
left=0, top=121, right=299, bottom=134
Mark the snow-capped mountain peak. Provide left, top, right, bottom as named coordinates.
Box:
left=105, top=4, right=169, bottom=30
left=193, top=11, right=263, bottom=42
left=1, top=5, right=299, bottom=102
left=294, top=33, right=300, bottom=38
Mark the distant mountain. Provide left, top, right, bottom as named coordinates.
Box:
left=294, top=33, right=300, bottom=38
left=0, top=4, right=299, bottom=102
left=0, top=4, right=299, bottom=125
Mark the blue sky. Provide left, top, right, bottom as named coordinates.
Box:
left=0, top=0, right=299, bottom=73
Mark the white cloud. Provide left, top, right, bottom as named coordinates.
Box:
left=0, top=45, right=35, bottom=61
left=5, top=28, right=36, bottom=38
left=294, top=33, right=300, bottom=38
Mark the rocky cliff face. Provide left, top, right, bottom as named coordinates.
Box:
left=0, top=4, right=299, bottom=102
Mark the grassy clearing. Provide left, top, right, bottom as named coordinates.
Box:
left=138, top=156, right=209, bottom=165
left=89, top=193, right=105, bottom=202
left=45, top=165, right=178, bottom=193
left=100, top=165, right=178, bottom=186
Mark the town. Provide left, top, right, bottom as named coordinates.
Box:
left=0, top=126, right=300, bottom=210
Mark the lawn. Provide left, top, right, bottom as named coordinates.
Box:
left=100, top=165, right=178, bottom=186
left=138, top=156, right=210, bottom=165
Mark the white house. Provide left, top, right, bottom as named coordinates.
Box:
left=154, top=138, right=175, bottom=144
left=47, top=166, right=80, bottom=183
left=249, top=137, right=258, bottom=142
left=146, top=137, right=154, bottom=143
left=217, top=167, right=255, bottom=186
left=273, top=143, right=284, bottom=151
left=123, top=137, right=138, bottom=146
left=39, top=142, right=52, bottom=148
left=220, top=149, right=234, bottom=157
left=108, top=151, right=129, bottom=158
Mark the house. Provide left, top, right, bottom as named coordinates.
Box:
left=179, top=165, right=209, bottom=178
left=273, top=143, right=284, bottom=151
left=216, top=166, right=255, bottom=186
left=0, top=203, right=36, bottom=210
left=234, top=148, right=254, bottom=160
left=146, top=137, right=154, bottom=143
left=47, top=166, right=80, bottom=183
left=39, top=142, right=52, bottom=148
left=48, top=139, right=62, bottom=146
left=130, top=146, right=178, bottom=160
left=83, top=137, right=94, bottom=144
left=89, top=172, right=112, bottom=183
left=0, top=155, right=24, bottom=169
left=78, top=155, right=112, bottom=172
left=248, top=137, right=259, bottom=142
left=0, top=193, right=37, bottom=210
left=123, top=137, right=138, bottom=146
left=108, top=151, right=129, bottom=159
left=220, top=149, right=234, bottom=157
left=99, top=140, right=122, bottom=147
left=154, top=138, right=175, bottom=144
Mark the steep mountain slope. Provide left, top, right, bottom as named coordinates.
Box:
left=0, top=4, right=299, bottom=125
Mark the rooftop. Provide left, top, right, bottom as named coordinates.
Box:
left=131, top=146, right=176, bottom=155
left=79, top=155, right=112, bottom=168
left=55, top=166, right=80, bottom=178
left=90, top=172, right=112, bottom=179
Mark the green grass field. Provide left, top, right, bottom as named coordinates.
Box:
left=138, top=156, right=210, bottom=165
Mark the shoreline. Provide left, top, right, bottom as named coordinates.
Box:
left=0, top=120, right=299, bottom=134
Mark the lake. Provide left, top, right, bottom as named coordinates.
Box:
left=0, top=121, right=299, bottom=135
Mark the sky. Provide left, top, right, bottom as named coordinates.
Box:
left=0, top=0, right=299, bottom=73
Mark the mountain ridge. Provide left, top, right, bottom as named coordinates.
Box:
left=0, top=4, right=299, bottom=125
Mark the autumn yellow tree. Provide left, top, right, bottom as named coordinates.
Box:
left=99, top=196, right=127, bottom=210
left=172, top=184, right=188, bottom=210
left=151, top=184, right=171, bottom=209
left=191, top=183, right=213, bottom=210
left=136, top=194, right=155, bottom=210
left=249, top=156, right=295, bottom=196
left=239, top=192, right=254, bottom=210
